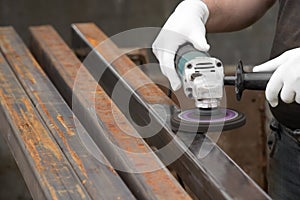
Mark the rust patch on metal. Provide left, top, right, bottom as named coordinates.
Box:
left=44, top=180, right=59, bottom=200
left=30, top=25, right=191, bottom=200
left=0, top=86, right=64, bottom=198
left=107, top=165, right=118, bottom=176
left=0, top=28, right=93, bottom=199
left=52, top=117, right=88, bottom=179
left=74, top=23, right=174, bottom=105
left=57, top=115, right=75, bottom=136
left=76, top=184, right=87, bottom=200
left=86, top=36, right=99, bottom=47
left=34, top=99, right=88, bottom=178
left=0, top=27, right=90, bottom=179
left=21, top=97, right=63, bottom=161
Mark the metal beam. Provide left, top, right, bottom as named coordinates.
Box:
left=0, top=46, right=90, bottom=200
left=29, top=25, right=191, bottom=200
left=0, top=27, right=135, bottom=200
left=70, top=23, right=271, bottom=200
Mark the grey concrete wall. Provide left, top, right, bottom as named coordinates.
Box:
left=0, top=0, right=180, bottom=44
left=0, top=0, right=278, bottom=65
left=0, top=0, right=278, bottom=199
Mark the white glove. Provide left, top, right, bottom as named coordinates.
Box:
left=253, top=48, right=300, bottom=107
left=152, top=0, right=210, bottom=91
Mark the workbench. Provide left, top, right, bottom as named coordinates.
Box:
left=0, top=23, right=270, bottom=200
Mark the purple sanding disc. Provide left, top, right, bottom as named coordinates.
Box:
left=178, top=108, right=238, bottom=123
left=171, top=107, right=246, bottom=133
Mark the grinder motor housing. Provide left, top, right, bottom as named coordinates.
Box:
left=174, top=43, right=224, bottom=109
left=172, top=43, right=246, bottom=133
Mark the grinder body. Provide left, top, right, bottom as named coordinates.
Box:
left=172, top=44, right=246, bottom=133
left=175, top=43, right=224, bottom=108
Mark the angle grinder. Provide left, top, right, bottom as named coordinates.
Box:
left=171, top=43, right=299, bottom=133
left=171, top=43, right=246, bottom=133
left=171, top=43, right=272, bottom=133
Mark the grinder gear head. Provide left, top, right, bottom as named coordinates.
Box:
left=181, top=55, right=224, bottom=108
left=173, top=43, right=246, bottom=133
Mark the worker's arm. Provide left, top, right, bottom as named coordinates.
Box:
left=204, top=0, right=276, bottom=32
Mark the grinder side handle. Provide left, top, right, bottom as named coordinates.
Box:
left=224, top=61, right=273, bottom=100
left=243, top=73, right=272, bottom=90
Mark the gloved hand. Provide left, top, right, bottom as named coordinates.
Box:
left=152, top=0, right=210, bottom=90
left=253, top=48, right=300, bottom=107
